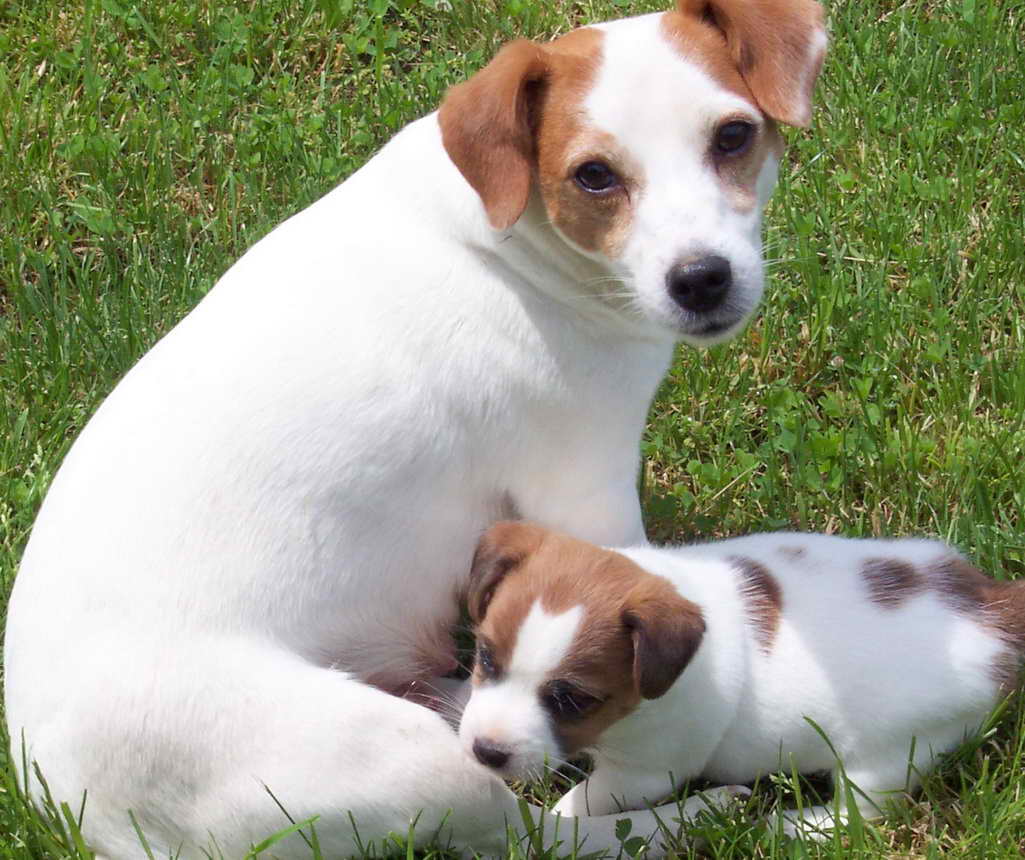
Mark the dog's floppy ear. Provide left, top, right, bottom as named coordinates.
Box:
left=467, top=521, right=547, bottom=623
left=678, top=0, right=827, bottom=127
left=439, top=40, right=549, bottom=230
left=622, top=582, right=705, bottom=700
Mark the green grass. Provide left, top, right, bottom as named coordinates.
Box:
left=1, top=0, right=1024, bottom=856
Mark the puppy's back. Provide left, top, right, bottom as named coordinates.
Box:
left=669, top=533, right=1023, bottom=781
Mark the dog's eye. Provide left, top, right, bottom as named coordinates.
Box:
left=541, top=680, right=602, bottom=720
left=715, top=121, right=754, bottom=155
left=476, top=644, right=499, bottom=680
left=574, top=161, right=619, bottom=193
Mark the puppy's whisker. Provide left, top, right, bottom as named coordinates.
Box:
left=546, top=758, right=591, bottom=782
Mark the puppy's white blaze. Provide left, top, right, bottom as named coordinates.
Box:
left=508, top=601, right=584, bottom=679
left=460, top=603, right=584, bottom=778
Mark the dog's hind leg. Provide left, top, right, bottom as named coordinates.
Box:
left=775, top=753, right=925, bottom=840
left=57, top=640, right=691, bottom=859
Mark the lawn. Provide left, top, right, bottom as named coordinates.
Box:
left=1, top=0, right=1023, bottom=856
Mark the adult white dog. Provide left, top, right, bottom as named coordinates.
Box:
left=5, top=0, right=825, bottom=856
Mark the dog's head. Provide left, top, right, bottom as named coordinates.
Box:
left=439, top=0, right=826, bottom=345
left=458, top=522, right=705, bottom=781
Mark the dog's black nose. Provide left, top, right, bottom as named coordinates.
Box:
left=666, top=255, right=732, bottom=313
left=473, top=738, right=510, bottom=769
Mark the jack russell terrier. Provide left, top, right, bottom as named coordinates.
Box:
left=461, top=522, right=1024, bottom=834
left=4, top=0, right=826, bottom=856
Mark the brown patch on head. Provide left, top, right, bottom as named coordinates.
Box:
left=660, top=9, right=754, bottom=104
left=778, top=545, right=806, bottom=561
left=440, top=28, right=639, bottom=256
left=732, top=556, right=782, bottom=653
left=537, top=124, right=640, bottom=258
left=532, top=28, right=639, bottom=259
left=672, top=0, right=826, bottom=128
left=862, top=558, right=924, bottom=609
left=660, top=10, right=788, bottom=213
left=466, top=521, right=547, bottom=623
left=470, top=524, right=704, bottom=756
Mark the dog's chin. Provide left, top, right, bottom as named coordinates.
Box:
left=668, top=307, right=755, bottom=347
left=677, top=317, right=747, bottom=347
left=630, top=290, right=759, bottom=345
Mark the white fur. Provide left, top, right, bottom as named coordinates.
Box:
left=469, top=533, right=1013, bottom=834
left=3, top=10, right=820, bottom=858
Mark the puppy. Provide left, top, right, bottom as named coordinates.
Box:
left=4, top=1, right=826, bottom=856
left=462, top=522, right=1024, bottom=833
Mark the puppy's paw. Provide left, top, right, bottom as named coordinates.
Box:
left=697, top=784, right=752, bottom=808
left=771, top=805, right=838, bottom=841
left=551, top=780, right=617, bottom=818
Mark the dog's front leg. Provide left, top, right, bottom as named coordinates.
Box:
left=553, top=766, right=748, bottom=827
left=553, top=766, right=678, bottom=817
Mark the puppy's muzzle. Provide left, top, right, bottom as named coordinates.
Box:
left=472, top=737, right=511, bottom=769
left=666, top=255, right=732, bottom=314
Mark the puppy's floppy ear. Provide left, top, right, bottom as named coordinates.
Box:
left=678, top=0, right=827, bottom=127
left=438, top=40, right=549, bottom=230
left=467, top=521, right=547, bottom=623
left=622, top=581, right=705, bottom=700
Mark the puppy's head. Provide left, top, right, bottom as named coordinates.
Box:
left=458, top=522, right=705, bottom=781
left=439, top=0, right=826, bottom=344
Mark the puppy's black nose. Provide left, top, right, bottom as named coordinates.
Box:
left=667, top=255, right=732, bottom=313
left=473, top=738, right=510, bottom=769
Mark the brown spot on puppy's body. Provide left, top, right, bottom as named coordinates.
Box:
left=928, top=554, right=1025, bottom=690
left=858, top=552, right=1025, bottom=691
left=989, top=648, right=1022, bottom=694
left=931, top=555, right=989, bottom=615
left=862, top=558, right=924, bottom=608
left=732, top=556, right=782, bottom=653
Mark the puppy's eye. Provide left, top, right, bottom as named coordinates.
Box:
left=476, top=644, right=499, bottom=680
left=574, top=161, right=619, bottom=193
left=541, top=680, right=602, bottom=720
left=715, top=121, right=754, bottom=155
